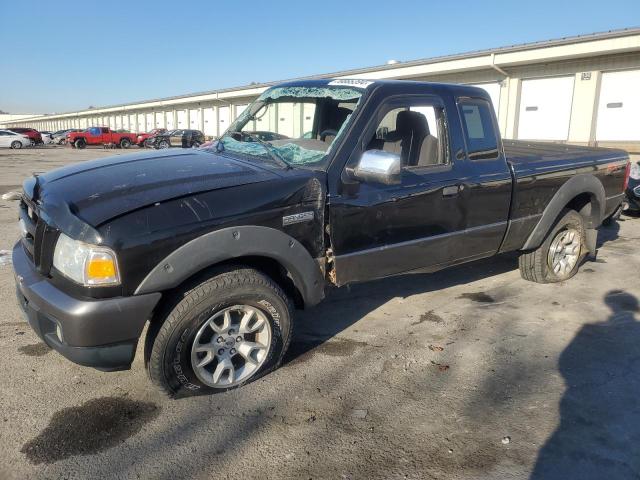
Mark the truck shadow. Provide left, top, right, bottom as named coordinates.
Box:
left=284, top=252, right=519, bottom=365
left=530, top=290, right=640, bottom=479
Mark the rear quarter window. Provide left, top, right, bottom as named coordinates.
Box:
left=458, top=99, right=499, bottom=160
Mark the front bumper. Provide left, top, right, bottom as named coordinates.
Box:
left=13, top=242, right=161, bottom=371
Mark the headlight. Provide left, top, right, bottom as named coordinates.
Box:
left=630, top=162, right=640, bottom=181
left=52, top=233, right=120, bottom=286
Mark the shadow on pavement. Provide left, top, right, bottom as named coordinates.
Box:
left=284, top=252, right=519, bottom=365
left=531, top=290, right=640, bottom=479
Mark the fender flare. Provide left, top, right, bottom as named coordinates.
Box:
left=134, top=226, right=325, bottom=307
left=521, top=173, right=605, bottom=251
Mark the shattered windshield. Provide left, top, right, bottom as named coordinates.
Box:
left=215, top=85, right=364, bottom=169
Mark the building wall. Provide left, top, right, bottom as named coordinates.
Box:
left=3, top=32, right=639, bottom=154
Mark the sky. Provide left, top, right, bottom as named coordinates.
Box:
left=1, top=0, right=639, bottom=114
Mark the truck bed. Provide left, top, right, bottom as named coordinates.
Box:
left=499, top=140, right=628, bottom=252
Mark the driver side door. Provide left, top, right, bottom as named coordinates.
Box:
left=329, top=95, right=468, bottom=285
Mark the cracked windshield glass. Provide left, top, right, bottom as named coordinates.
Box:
left=215, top=85, right=364, bottom=169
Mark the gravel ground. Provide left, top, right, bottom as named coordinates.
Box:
left=1, top=146, right=639, bottom=479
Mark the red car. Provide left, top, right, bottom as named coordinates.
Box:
left=135, top=128, right=167, bottom=147
left=8, top=128, right=42, bottom=145
left=67, top=127, right=138, bottom=149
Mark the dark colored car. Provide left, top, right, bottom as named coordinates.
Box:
left=135, top=128, right=167, bottom=147
left=13, top=79, right=629, bottom=397
left=148, top=129, right=205, bottom=149
left=624, top=160, right=640, bottom=212
left=8, top=128, right=42, bottom=145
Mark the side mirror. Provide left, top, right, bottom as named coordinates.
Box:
left=350, top=149, right=401, bottom=185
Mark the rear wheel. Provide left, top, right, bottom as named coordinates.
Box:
left=10, top=141, right=22, bottom=149
left=74, top=138, right=86, bottom=149
left=146, top=267, right=293, bottom=397
left=519, top=209, right=586, bottom=283
left=119, top=138, right=132, bottom=149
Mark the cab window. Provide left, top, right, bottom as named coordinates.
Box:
left=365, top=102, right=448, bottom=169
left=458, top=99, right=499, bottom=160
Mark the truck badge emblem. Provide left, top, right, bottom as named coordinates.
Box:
left=282, top=211, right=314, bottom=226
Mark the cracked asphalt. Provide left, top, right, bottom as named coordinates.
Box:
left=1, top=147, right=640, bottom=479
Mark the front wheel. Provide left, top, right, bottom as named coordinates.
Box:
left=10, top=141, right=22, bottom=149
left=146, top=267, right=293, bottom=397
left=74, top=138, right=86, bottom=149
left=519, top=209, right=586, bottom=283
left=156, top=140, right=169, bottom=149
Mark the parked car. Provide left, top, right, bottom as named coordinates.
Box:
left=52, top=129, right=81, bottom=145
left=147, top=129, right=205, bottom=149
left=40, top=131, right=54, bottom=144
left=0, top=129, right=30, bottom=149
left=67, top=127, right=138, bottom=149
left=624, top=160, right=640, bottom=213
left=13, top=79, right=629, bottom=397
left=135, top=128, right=167, bottom=147
left=8, top=128, right=42, bottom=145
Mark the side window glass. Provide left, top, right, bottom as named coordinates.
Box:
left=458, top=100, right=499, bottom=160
left=366, top=103, right=448, bottom=169
left=89, top=127, right=101, bottom=136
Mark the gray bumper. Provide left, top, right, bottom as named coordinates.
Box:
left=13, top=242, right=161, bottom=371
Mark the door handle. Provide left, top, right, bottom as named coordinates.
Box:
left=442, top=185, right=460, bottom=197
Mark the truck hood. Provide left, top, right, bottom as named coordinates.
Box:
left=29, top=149, right=278, bottom=229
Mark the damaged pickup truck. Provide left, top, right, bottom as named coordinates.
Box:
left=13, top=79, right=630, bottom=396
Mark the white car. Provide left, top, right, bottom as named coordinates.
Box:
left=40, top=131, right=54, bottom=144
left=0, top=129, right=30, bottom=149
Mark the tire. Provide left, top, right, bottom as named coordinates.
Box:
left=146, top=266, right=293, bottom=397
left=519, top=209, right=586, bottom=283
left=191, top=141, right=201, bottom=148
left=157, top=140, right=169, bottom=149
left=10, top=141, right=22, bottom=149
left=119, top=138, right=132, bottom=149
left=74, top=138, right=86, bottom=149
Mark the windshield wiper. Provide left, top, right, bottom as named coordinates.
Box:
left=217, top=132, right=291, bottom=169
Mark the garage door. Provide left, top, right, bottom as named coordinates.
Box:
left=218, top=106, right=229, bottom=134
left=155, top=112, right=165, bottom=128
left=145, top=113, right=154, bottom=131
left=176, top=110, right=187, bottom=128
left=203, top=108, right=216, bottom=136
left=470, top=83, right=501, bottom=113
left=189, top=109, right=201, bottom=130
left=278, top=103, right=295, bottom=137
left=137, top=115, right=145, bottom=132
left=165, top=111, right=175, bottom=130
left=234, top=104, right=248, bottom=120
left=596, top=70, right=640, bottom=141
left=517, top=76, right=574, bottom=141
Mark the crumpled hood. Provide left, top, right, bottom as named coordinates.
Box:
left=32, top=148, right=277, bottom=228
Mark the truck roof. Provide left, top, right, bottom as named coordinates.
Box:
left=274, top=78, right=490, bottom=99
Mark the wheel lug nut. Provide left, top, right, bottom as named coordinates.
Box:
left=216, top=337, right=224, bottom=343
left=218, top=349, right=225, bottom=355
left=236, top=336, right=242, bottom=342
left=228, top=329, right=235, bottom=335
left=230, top=348, right=236, bottom=355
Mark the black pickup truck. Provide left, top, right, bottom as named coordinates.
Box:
left=13, top=79, right=630, bottom=396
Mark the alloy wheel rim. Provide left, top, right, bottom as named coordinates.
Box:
left=548, top=227, right=581, bottom=277
left=191, top=305, right=272, bottom=388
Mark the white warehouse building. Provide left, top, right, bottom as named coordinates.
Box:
left=2, top=28, right=640, bottom=155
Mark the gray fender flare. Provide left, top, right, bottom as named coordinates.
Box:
left=134, top=226, right=325, bottom=307
left=521, top=173, right=605, bottom=251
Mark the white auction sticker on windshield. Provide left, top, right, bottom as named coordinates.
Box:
left=328, top=79, right=374, bottom=88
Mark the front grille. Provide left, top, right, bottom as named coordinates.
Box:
left=19, top=197, right=57, bottom=274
